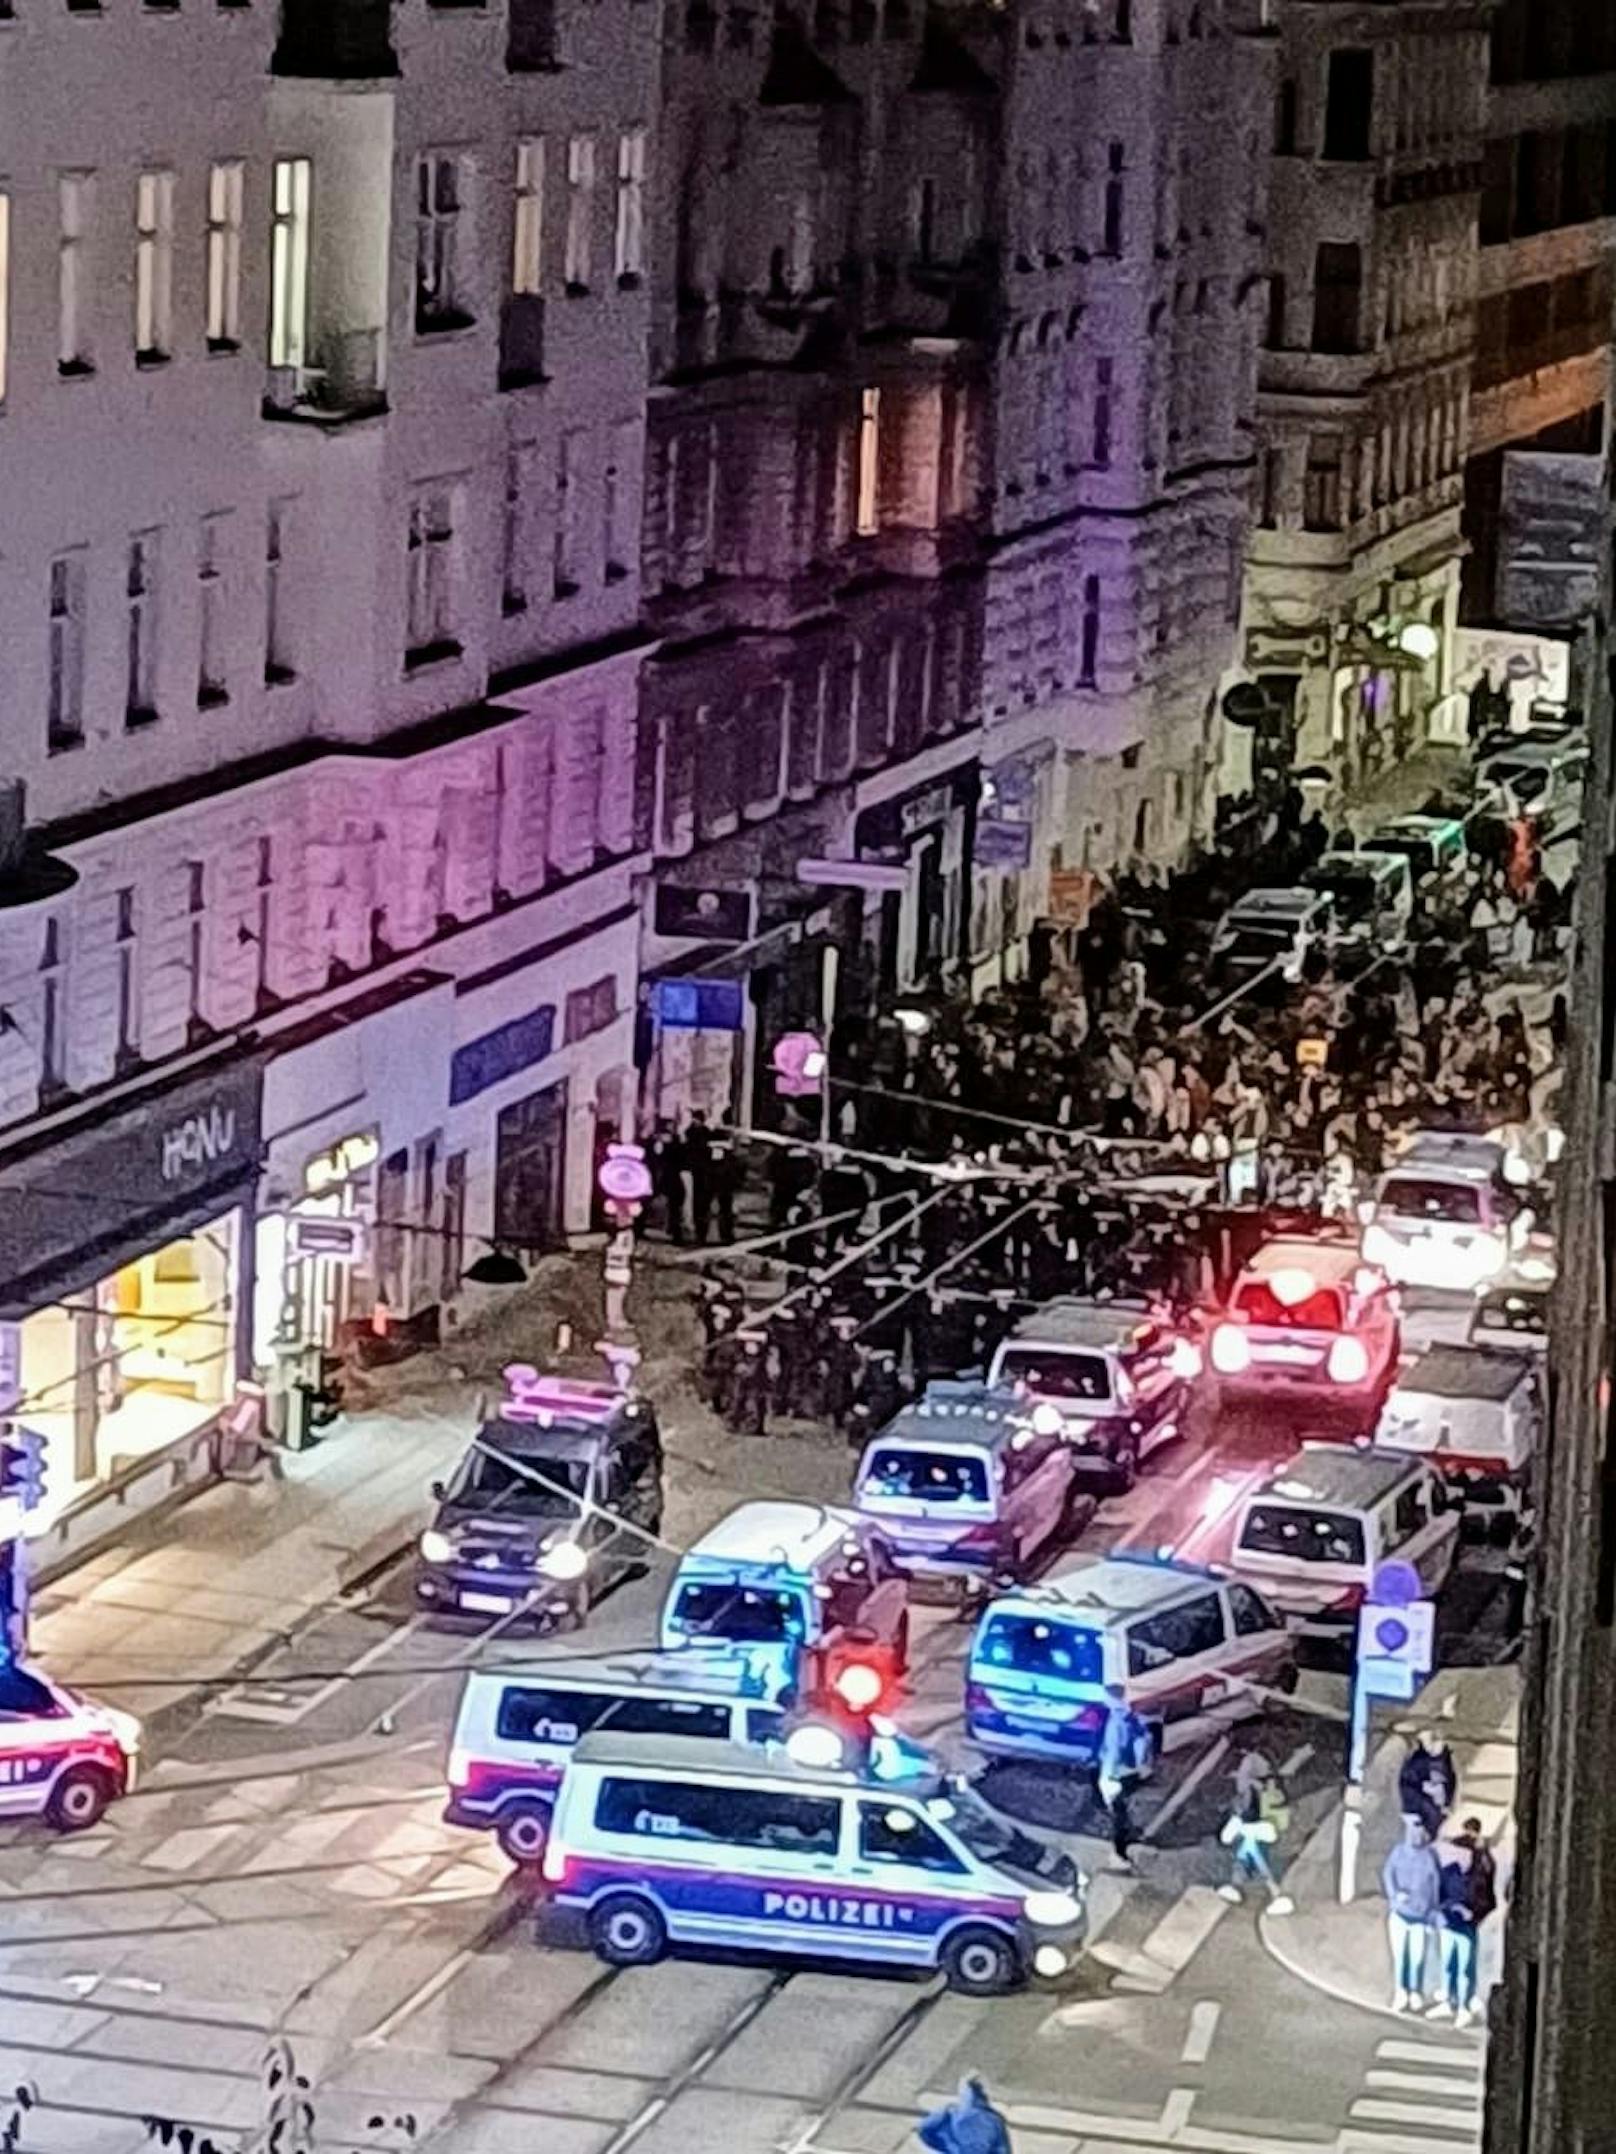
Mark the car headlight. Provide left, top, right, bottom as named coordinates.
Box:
left=1361, top=1224, right=1393, bottom=1268
left=420, top=1529, right=455, bottom=1565
left=538, top=1539, right=589, bottom=1581
left=1033, top=1944, right=1070, bottom=1978
left=1327, top=1335, right=1370, bottom=1385
left=1210, top=1324, right=1250, bottom=1375
left=1023, top=1889, right=1082, bottom=1928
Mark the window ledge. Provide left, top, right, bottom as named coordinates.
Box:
left=198, top=685, right=231, bottom=711
left=564, top=280, right=592, bottom=300
left=414, top=311, right=478, bottom=340
left=404, top=637, right=464, bottom=675
left=47, top=732, right=86, bottom=758
left=616, top=271, right=643, bottom=292
left=552, top=578, right=581, bottom=600
left=498, top=366, right=551, bottom=392
left=125, top=706, right=162, bottom=730
left=502, top=594, right=529, bottom=617
left=135, top=349, right=173, bottom=371
left=604, top=562, right=629, bottom=584
left=206, top=336, right=242, bottom=357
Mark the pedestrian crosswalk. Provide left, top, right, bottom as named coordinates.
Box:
left=1344, top=2033, right=1485, bottom=2154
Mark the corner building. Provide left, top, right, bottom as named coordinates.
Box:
left=0, top=0, right=655, bottom=1560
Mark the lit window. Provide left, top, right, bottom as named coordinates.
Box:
left=197, top=512, right=229, bottom=708
left=126, top=532, right=160, bottom=725
left=270, top=158, right=311, bottom=369
left=59, top=172, right=94, bottom=375
left=564, top=134, right=596, bottom=290
left=135, top=169, right=175, bottom=362
left=416, top=153, right=472, bottom=332
left=205, top=160, right=244, bottom=350
left=856, top=387, right=881, bottom=537
left=512, top=137, right=544, bottom=294
left=406, top=487, right=458, bottom=661
left=47, top=554, right=86, bottom=754
left=614, top=127, right=645, bottom=282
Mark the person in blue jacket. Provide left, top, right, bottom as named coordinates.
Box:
left=918, top=2075, right=1013, bottom=2154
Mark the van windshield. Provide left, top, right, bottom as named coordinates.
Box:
left=995, top=1348, right=1111, bottom=1403
left=863, top=1448, right=990, bottom=1505
left=1239, top=1504, right=1365, bottom=1568
left=929, top=1784, right=1072, bottom=1888
left=975, top=1612, right=1104, bottom=1686
left=448, top=1446, right=590, bottom=1516
left=1378, top=1178, right=1484, bottom=1225
left=671, top=1581, right=808, bottom=1643
left=1306, top=868, right=1382, bottom=921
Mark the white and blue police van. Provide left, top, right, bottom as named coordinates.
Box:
left=0, top=1661, right=142, bottom=1832
left=444, top=1646, right=793, bottom=1863
left=541, top=1730, right=1086, bottom=1994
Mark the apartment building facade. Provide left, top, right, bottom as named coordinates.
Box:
left=0, top=0, right=657, bottom=1551
left=1230, top=0, right=1489, bottom=797
left=1463, top=0, right=1616, bottom=629
left=636, top=0, right=1269, bottom=1122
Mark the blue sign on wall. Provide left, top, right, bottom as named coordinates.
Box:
left=653, top=978, right=745, bottom=1033
left=450, top=1004, right=556, bottom=1105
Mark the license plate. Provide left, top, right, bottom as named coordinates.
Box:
left=1256, top=1343, right=1318, bottom=1366
left=461, top=1590, right=514, bottom=1614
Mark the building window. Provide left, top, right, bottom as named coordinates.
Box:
left=114, top=887, right=140, bottom=1069
left=564, top=134, right=596, bottom=291
left=1303, top=433, right=1344, bottom=531
left=513, top=137, right=544, bottom=294
left=603, top=416, right=636, bottom=582
left=38, top=919, right=65, bottom=1099
left=912, top=176, right=938, bottom=264
left=270, top=157, right=311, bottom=369
left=614, top=128, right=646, bottom=284
left=417, top=153, right=472, bottom=332
left=1265, top=273, right=1287, bottom=349
left=197, top=512, right=229, bottom=708
left=1322, top=48, right=1373, bottom=161
left=856, top=386, right=881, bottom=536
left=134, top=169, right=175, bottom=362
left=1275, top=77, right=1298, bottom=155
left=1092, top=357, right=1114, bottom=467
left=564, top=974, right=618, bottom=1044
left=0, top=191, right=10, bottom=407
left=47, top=554, right=86, bottom=755
left=205, top=160, right=244, bottom=351
left=1078, top=573, right=1101, bottom=685
left=253, top=836, right=275, bottom=1009
left=58, top=172, right=94, bottom=376
left=1102, top=141, right=1125, bottom=255
left=1258, top=446, right=1282, bottom=528
left=406, top=486, right=459, bottom=664
left=126, top=532, right=160, bottom=726
left=265, top=497, right=295, bottom=683
left=1311, top=241, right=1362, bottom=354
left=554, top=428, right=583, bottom=595
left=502, top=442, right=535, bottom=615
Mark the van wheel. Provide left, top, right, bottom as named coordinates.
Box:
left=47, top=1767, right=112, bottom=1834
left=495, top=1804, right=551, bottom=1866
left=589, top=1893, right=667, bottom=1968
left=942, top=1926, right=1021, bottom=1997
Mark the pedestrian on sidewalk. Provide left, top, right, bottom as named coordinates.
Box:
left=1094, top=1684, right=1152, bottom=1870
left=1216, top=1753, right=1294, bottom=1914
left=1429, top=1817, right=1498, bottom=2029
left=917, top=2074, right=1013, bottom=2154
left=1399, top=1727, right=1459, bottom=1838
left=1383, top=1816, right=1442, bottom=2013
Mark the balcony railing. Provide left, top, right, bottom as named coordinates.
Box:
left=264, top=329, right=388, bottom=425
left=273, top=0, right=397, bottom=78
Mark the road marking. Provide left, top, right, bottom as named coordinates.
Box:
left=137, top=1825, right=241, bottom=1873
left=1161, top=2088, right=1197, bottom=2133
left=1099, top=1886, right=1229, bottom=1993
left=1366, top=2072, right=1483, bottom=2098
left=1342, top=2130, right=1483, bottom=2154
left=1376, top=2042, right=1484, bottom=2071
left=1144, top=1736, right=1231, bottom=1843
left=986, top=2096, right=1336, bottom=2154
left=352, top=1900, right=526, bottom=2047
left=1350, top=2099, right=1483, bottom=2131
left=1180, top=2002, right=1221, bottom=2065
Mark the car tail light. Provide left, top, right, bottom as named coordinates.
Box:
left=448, top=1746, right=471, bottom=1789
left=1327, top=1335, right=1370, bottom=1386
left=1210, top=1324, right=1251, bottom=1375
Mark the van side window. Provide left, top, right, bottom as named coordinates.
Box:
left=1226, top=1583, right=1275, bottom=1638
left=599, top=1697, right=730, bottom=1741
left=858, top=1802, right=965, bottom=1873
left=496, top=1687, right=598, bottom=1743
left=1127, top=1592, right=1226, bottom=1675
left=1392, top=1482, right=1429, bottom=1541
left=595, top=1777, right=840, bottom=1854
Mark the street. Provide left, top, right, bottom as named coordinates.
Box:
left=0, top=1382, right=1512, bottom=2154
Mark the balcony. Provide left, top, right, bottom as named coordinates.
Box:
left=498, top=294, right=548, bottom=389
left=273, top=0, right=397, bottom=78
left=264, top=329, right=388, bottom=426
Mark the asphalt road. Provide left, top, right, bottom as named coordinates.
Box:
left=0, top=1391, right=1509, bottom=2154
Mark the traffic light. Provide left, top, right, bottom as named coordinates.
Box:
left=0, top=1430, right=47, bottom=1513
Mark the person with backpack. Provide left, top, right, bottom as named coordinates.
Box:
left=1095, top=1685, right=1153, bottom=1869
left=1430, top=1817, right=1498, bottom=2028
left=1216, top=1753, right=1295, bottom=1914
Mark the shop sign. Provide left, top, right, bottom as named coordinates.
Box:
left=597, top=1144, right=653, bottom=1204
left=1047, top=868, right=1095, bottom=926
left=900, top=785, right=954, bottom=837
left=653, top=885, right=753, bottom=944
left=305, top=1132, right=380, bottom=1195
left=161, top=1103, right=239, bottom=1183
left=652, top=978, right=745, bottom=1033
left=1244, top=627, right=1329, bottom=670
left=288, top=1215, right=368, bottom=1264
left=450, top=1004, right=556, bottom=1107
left=975, top=819, right=1033, bottom=871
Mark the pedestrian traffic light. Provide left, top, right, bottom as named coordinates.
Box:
left=0, top=1430, right=45, bottom=1513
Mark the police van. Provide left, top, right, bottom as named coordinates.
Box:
left=965, top=1554, right=1294, bottom=1765
left=541, top=1731, right=1086, bottom=1993
left=852, top=1384, right=1092, bottom=1596
left=0, top=1662, right=141, bottom=1833
left=444, top=1647, right=794, bottom=1863
left=661, top=1502, right=910, bottom=1697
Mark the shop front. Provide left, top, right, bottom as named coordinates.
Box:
left=853, top=762, right=978, bottom=999
left=0, top=1051, right=264, bottom=1561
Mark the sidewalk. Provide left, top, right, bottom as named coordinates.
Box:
left=1259, top=1663, right=1519, bottom=2021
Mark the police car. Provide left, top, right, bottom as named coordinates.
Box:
left=0, top=1661, right=141, bottom=1832
left=541, top=1731, right=1086, bottom=1993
